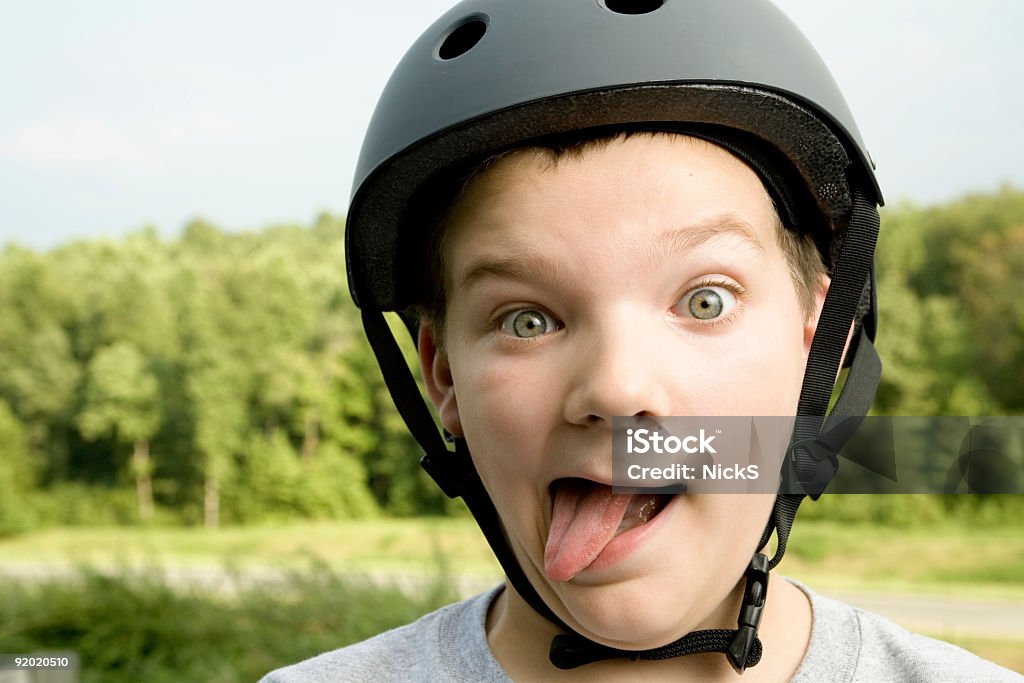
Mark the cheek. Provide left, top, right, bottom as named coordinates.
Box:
left=449, top=351, right=559, bottom=480
left=749, top=337, right=806, bottom=412
left=703, top=494, right=777, bottom=558
left=691, top=313, right=808, bottom=414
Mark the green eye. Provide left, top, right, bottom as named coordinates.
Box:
left=501, top=309, right=558, bottom=338
left=681, top=286, right=736, bottom=321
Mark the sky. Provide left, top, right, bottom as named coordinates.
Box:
left=2, top=0, right=1022, bottom=250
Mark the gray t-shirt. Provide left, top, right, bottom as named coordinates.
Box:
left=261, top=582, right=1021, bottom=682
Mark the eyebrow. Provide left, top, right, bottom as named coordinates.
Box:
left=456, top=213, right=766, bottom=291
left=651, top=214, right=766, bottom=264
left=457, top=246, right=575, bottom=293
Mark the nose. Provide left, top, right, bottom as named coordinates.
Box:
left=563, top=309, right=673, bottom=426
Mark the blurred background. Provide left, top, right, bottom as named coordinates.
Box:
left=1, top=1, right=1022, bottom=681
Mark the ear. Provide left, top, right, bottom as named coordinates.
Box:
left=803, top=275, right=857, bottom=371
left=418, top=323, right=464, bottom=437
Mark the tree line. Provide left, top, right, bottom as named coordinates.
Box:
left=0, top=215, right=451, bottom=534
left=1, top=187, right=1022, bottom=534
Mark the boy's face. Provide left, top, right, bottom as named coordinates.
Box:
left=421, top=134, right=822, bottom=648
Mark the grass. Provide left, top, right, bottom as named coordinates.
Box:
left=1, top=518, right=1022, bottom=676
left=0, top=564, right=458, bottom=683
left=2, top=518, right=1022, bottom=594
left=780, top=521, right=1024, bottom=599
left=0, top=517, right=502, bottom=576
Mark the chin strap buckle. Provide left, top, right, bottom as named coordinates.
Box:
left=727, top=552, right=770, bottom=673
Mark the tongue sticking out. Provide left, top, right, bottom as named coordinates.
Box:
left=544, top=479, right=668, bottom=582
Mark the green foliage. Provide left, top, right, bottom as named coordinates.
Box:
left=223, top=433, right=379, bottom=523
left=78, top=342, right=161, bottom=444
left=0, top=565, right=457, bottom=683
left=797, top=494, right=948, bottom=527
left=26, top=483, right=141, bottom=527
left=798, top=494, right=1024, bottom=530
left=957, top=224, right=1024, bottom=409
left=298, top=443, right=380, bottom=519
left=874, top=186, right=1024, bottom=415
left=0, top=400, right=37, bottom=536
left=0, top=215, right=425, bottom=529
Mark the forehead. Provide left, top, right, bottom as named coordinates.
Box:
left=442, top=134, right=780, bottom=283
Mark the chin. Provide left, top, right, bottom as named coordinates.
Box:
left=551, top=572, right=715, bottom=650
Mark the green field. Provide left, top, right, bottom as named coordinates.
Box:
left=2, top=518, right=1023, bottom=678
left=0, top=518, right=500, bottom=576
left=3, top=517, right=1022, bottom=594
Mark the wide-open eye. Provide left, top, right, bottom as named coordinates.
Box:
left=500, top=308, right=559, bottom=338
left=678, top=285, right=737, bottom=321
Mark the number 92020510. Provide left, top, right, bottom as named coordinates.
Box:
left=1, top=654, right=77, bottom=670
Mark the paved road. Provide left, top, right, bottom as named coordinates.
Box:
left=2, top=563, right=1022, bottom=640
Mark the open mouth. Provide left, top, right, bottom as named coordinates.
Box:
left=617, top=488, right=673, bottom=533
left=544, top=477, right=675, bottom=581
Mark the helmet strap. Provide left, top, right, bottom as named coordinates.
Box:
left=757, top=188, right=882, bottom=568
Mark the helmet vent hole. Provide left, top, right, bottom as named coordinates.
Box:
left=602, top=0, right=664, bottom=15
left=438, top=18, right=488, bottom=60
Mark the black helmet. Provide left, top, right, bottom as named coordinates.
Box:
left=347, top=0, right=883, bottom=672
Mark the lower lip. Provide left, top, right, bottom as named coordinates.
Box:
left=576, top=493, right=680, bottom=578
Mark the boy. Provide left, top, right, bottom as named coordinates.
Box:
left=264, top=0, right=1020, bottom=680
